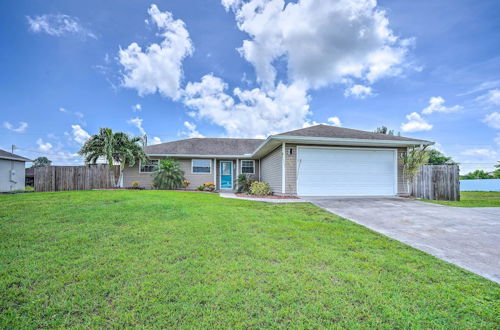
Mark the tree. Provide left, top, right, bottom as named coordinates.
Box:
left=400, top=146, right=429, bottom=195
left=152, top=158, right=185, bottom=190
left=426, top=149, right=457, bottom=165
left=461, top=170, right=492, bottom=180
left=31, top=157, right=52, bottom=168
left=374, top=126, right=400, bottom=136
left=493, top=161, right=500, bottom=179
left=78, top=128, right=148, bottom=186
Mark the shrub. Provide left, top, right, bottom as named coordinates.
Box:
left=152, top=158, right=185, bottom=190
left=182, top=179, right=190, bottom=188
left=24, top=186, right=35, bottom=192
left=197, top=185, right=205, bottom=191
left=249, top=181, right=272, bottom=196
left=203, top=182, right=215, bottom=191
left=237, top=174, right=253, bottom=193
left=131, top=181, right=140, bottom=189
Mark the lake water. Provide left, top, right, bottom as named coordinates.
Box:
left=460, top=179, right=500, bottom=192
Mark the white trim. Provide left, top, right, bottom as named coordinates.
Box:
left=258, top=159, right=261, bottom=181
left=191, top=159, right=212, bottom=174
left=148, top=153, right=253, bottom=158
left=219, top=160, right=233, bottom=190
left=296, top=146, right=398, bottom=196
left=281, top=142, right=286, bottom=194
left=240, top=159, right=255, bottom=175
left=139, top=159, right=159, bottom=173
left=0, top=156, right=31, bottom=162
left=236, top=159, right=239, bottom=178
left=213, top=158, right=217, bottom=190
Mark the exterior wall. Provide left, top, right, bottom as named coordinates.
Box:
left=260, top=146, right=283, bottom=194
left=0, top=159, right=26, bottom=192
left=122, top=157, right=260, bottom=191
left=283, top=144, right=408, bottom=196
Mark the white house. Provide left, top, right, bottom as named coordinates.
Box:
left=0, top=148, right=31, bottom=192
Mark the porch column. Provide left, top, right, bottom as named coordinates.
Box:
left=236, top=159, right=239, bottom=191
left=281, top=142, right=286, bottom=194
left=213, top=158, right=217, bottom=190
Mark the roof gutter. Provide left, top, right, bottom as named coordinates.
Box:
left=146, top=153, right=254, bottom=159
left=0, top=156, right=32, bottom=162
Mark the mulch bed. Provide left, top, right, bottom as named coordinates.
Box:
left=235, top=193, right=299, bottom=199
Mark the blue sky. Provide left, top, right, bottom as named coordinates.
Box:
left=1, top=0, right=499, bottom=173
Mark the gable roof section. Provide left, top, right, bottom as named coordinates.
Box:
left=144, top=138, right=264, bottom=157
left=0, top=149, right=31, bottom=162
left=278, top=124, right=429, bottom=142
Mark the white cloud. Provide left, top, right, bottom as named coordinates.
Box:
left=344, top=84, right=373, bottom=99
left=183, top=74, right=310, bottom=137
left=71, top=124, right=90, bottom=144
left=494, top=134, right=500, bottom=146
left=181, top=121, right=204, bottom=138
left=400, top=112, right=433, bottom=132
left=36, top=138, right=53, bottom=152
left=483, top=112, right=500, bottom=129
left=118, top=4, right=193, bottom=99
left=421, top=96, right=462, bottom=115
left=132, top=103, right=142, bottom=112
left=59, top=107, right=85, bottom=123
left=26, top=14, right=96, bottom=39
left=127, top=117, right=146, bottom=136
left=461, top=148, right=497, bottom=159
left=477, top=89, right=500, bottom=106
left=151, top=137, right=162, bottom=144
left=224, top=0, right=412, bottom=90
left=3, top=121, right=28, bottom=133
left=327, top=116, right=342, bottom=126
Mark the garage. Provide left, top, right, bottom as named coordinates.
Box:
left=296, top=147, right=397, bottom=196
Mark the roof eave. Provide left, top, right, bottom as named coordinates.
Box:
left=252, top=135, right=434, bottom=158
left=0, top=156, right=32, bottom=162
left=146, top=153, right=255, bottom=159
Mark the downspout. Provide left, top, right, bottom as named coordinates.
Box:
left=281, top=142, right=286, bottom=195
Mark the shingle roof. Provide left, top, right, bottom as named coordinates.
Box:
left=277, top=124, right=429, bottom=142
left=144, top=138, right=264, bottom=156
left=0, top=149, right=31, bottom=162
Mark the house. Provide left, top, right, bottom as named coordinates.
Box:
left=25, top=167, right=35, bottom=187
left=123, top=125, right=433, bottom=196
left=0, top=149, right=31, bottom=192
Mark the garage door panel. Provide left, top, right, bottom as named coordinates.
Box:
left=297, top=147, right=396, bottom=196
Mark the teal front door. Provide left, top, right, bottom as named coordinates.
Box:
left=220, top=161, right=233, bottom=189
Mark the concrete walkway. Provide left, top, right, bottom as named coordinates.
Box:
left=220, top=193, right=305, bottom=203
left=304, top=196, right=500, bottom=284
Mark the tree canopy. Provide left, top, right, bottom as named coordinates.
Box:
left=31, top=157, right=52, bottom=168
left=374, top=126, right=400, bottom=136
left=426, top=149, right=457, bottom=165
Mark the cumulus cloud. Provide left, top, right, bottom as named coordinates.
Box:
left=127, top=117, right=146, bottom=136
left=27, top=14, right=96, bottom=39
left=477, top=89, right=500, bottom=106
left=181, top=121, right=204, bottom=138
left=400, top=112, right=432, bottom=132
left=344, top=84, right=373, bottom=99
left=151, top=137, right=162, bottom=144
left=36, top=138, right=53, bottom=152
left=421, top=96, right=462, bottom=115
left=132, top=103, right=142, bottom=112
left=71, top=124, right=90, bottom=144
left=183, top=74, right=310, bottom=137
left=118, top=4, right=193, bottom=99
left=461, top=148, right=497, bottom=159
left=223, top=0, right=412, bottom=90
left=327, top=116, right=342, bottom=127
left=483, top=112, right=500, bottom=129
left=3, top=121, right=28, bottom=133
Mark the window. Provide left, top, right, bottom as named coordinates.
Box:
left=140, top=159, right=159, bottom=173
left=241, top=160, right=255, bottom=174
left=192, top=159, right=211, bottom=173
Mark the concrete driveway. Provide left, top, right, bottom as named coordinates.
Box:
left=304, top=197, right=500, bottom=284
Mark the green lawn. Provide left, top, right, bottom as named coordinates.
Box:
left=423, top=191, right=500, bottom=207
left=0, top=191, right=498, bottom=328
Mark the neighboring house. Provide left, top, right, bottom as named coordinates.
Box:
left=0, top=149, right=31, bottom=192
left=123, top=125, right=433, bottom=196
left=25, top=167, right=34, bottom=187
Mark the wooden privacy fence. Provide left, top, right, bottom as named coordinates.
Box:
left=412, top=165, right=460, bottom=201
left=34, top=165, right=120, bottom=192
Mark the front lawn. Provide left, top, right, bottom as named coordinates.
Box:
left=0, top=191, right=498, bottom=328
left=423, top=191, right=500, bottom=207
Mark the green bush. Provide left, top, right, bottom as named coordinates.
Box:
left=25, top=186, right=35, bottom=192
left=236, top=174, right=254, bottom=193
left=249, top=181, right=272, bottom=196
left=197, top=185, right=205, bottom=191
left=152, top=158, right=185, bottom=190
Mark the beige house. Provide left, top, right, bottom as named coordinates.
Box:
left=123, top=125, right=433, bottom=196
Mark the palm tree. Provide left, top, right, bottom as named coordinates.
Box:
left=401, top=146, right=429, bottom=196
left=78, top=128, right=148, bottom=186
left=152, top=158, right=185, bottom=190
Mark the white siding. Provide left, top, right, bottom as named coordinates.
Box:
left=260, top=147, right=282, bottom=194
left=0, top=159, right=26, bottom=192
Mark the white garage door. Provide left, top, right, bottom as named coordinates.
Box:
left=297, top=147, right=397, bottom=196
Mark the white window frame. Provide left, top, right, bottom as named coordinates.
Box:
left=139, top=159, right=159, bottom=173
left=191, top=159, right=212, bottom=174
left=240, top=160, right=255, bottom=175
